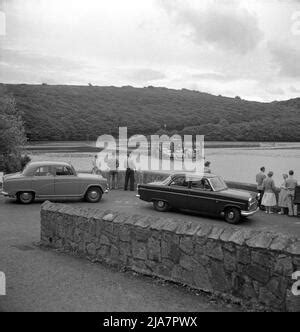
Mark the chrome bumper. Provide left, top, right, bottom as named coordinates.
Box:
left=1, top=191, right=9, bottom=197
left=241, top=207, right=260, bottom=217
left=136, top=194, right=140, bottom=198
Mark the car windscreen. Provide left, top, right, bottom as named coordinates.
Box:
left=22, top=164, right=32, bottom=176
left=161, top=175, right=172, bottom=185
left=209, top=177, right=228, bottom=191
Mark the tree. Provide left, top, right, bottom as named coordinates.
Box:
left=0, top=85, right=28, bottom=173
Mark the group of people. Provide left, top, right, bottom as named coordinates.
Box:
left=92, top=154, right=299, bottom=218
left=256, top=167, right=298, bottom=216
left=92, top=153, right=137, bottom=191
left=92, top=154, right=213, bottom=190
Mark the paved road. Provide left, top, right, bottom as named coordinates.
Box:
left=0, top=192, right=242, bottom=312
left=0, top=191, right=299, bottom=312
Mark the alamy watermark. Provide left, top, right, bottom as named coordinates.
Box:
left=0, top=271, right=5, bottom=296
left=95, top=127, right=205, bottom=174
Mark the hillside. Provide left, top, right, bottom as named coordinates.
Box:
left=278, top=98, right=300, bottom=110
left=4, top=84, right=300, bottom=141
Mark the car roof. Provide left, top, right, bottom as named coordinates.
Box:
left=171, top=172, right=218, bottom=180
left=27, top=161, right=71, bottom=167
left=22, top=161, right=73, bottom=176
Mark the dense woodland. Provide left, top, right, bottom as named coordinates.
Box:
left=0, top=85, right=29, bottom=172
left=4, top=84, right=300, bottom=142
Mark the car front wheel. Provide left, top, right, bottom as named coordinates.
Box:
left=224, top=207, right=241, bottom=224
left=153, top=200, right=169, bottom=212
left=85, top=187, right=102, bottom=203
left=17, top=192, right=35, bottom=204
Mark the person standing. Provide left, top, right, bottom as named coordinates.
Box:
left=204, top=161, right=211, bottom=174
left=286, top=170, right=298, bottom=217
left=124, top=153, right=136, bottom=191
left=107, top=152, right=119, bottom=190
left=256, top=167, right=266, bottom=209
left=261, top=171, right=277, bottom=214
left=278, top=174, right=289, bottom=215
left=135, top=152, right=144, bottom=186
left=92, top=155, right=101, bottom=175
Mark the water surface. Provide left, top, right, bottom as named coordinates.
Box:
left=28, top=142, right=300, bottom=185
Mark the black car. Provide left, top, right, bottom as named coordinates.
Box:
left=137, top=173, right=259, bottom=224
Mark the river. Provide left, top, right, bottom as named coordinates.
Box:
left=27, top=142, right=300, bottom=185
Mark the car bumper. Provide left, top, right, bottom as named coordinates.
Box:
left=136, top=194, right=140, bottom=198
left=241, top=207, right=260, bottom=217
left=1, top=191, right=9, bottom=197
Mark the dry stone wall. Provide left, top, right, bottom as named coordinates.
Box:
left=40, top=201, right=300, bottom=312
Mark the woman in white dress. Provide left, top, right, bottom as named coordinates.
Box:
left=262, top=171, right=277, bottom=214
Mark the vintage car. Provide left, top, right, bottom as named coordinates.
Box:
left=1, top=161, right=109, bottom=204
left=137, top=173, right=259, bottom=224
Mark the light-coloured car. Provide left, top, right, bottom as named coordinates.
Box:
left=1, top=161, right=109, bottom=204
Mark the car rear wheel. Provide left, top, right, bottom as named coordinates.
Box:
left=85, top=187, right=102, bottom=203
left=153, top=200, right=169, bottom=212
left=17, top=192, right=35, bottom=204
left=224, top=207, right=241, bottom=224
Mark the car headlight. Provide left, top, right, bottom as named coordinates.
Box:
left=248, top=197, right=255, bottom=209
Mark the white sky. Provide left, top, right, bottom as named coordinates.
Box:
left=0, top=0, right=300, bottom=101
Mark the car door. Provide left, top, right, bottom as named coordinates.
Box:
left=187, top=178, right=217, bottom=214
left=167, top=175, right=189, bottom=209
left=54, top=165, right=79, bottom=197
left=31, top=166, right=55, bottom=198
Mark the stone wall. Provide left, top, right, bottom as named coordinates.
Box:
left=40, top=202, right=300, bottom=312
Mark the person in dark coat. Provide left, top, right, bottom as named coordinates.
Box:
left=124, top=153, right=136, bottom=191
left=256, top=166, right=266, bottom=209
left=286, top=170, right=298, bottom=217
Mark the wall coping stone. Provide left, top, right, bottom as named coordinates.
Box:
left=41, top=201, right=300, bottom=255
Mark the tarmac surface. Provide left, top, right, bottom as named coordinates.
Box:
left=0, top=190, right=299, bottom=312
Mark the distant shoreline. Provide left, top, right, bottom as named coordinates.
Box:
left=25, top=141, right=300, bottom=153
